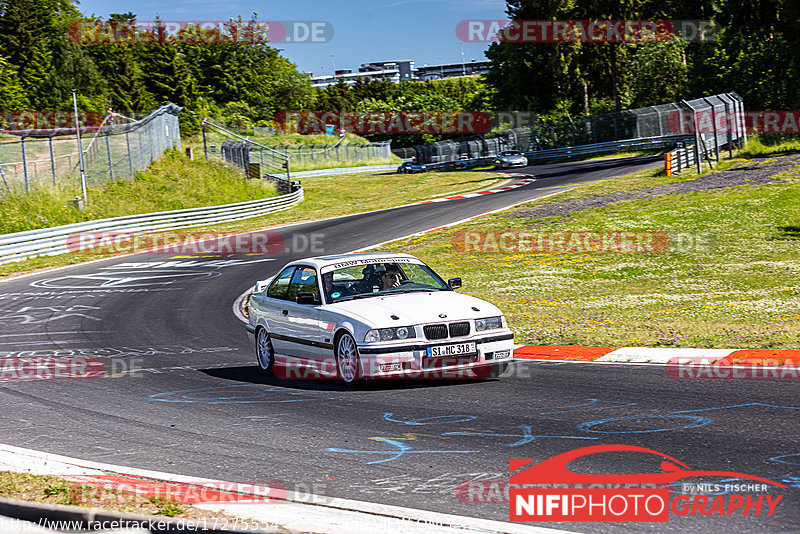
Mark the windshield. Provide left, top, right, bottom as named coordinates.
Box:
left=501, top=150, right=521, bottom=156
left=322, top=260, right=449, bottom=303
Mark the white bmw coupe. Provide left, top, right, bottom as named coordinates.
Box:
left=245, top=253, right=514, bottom=384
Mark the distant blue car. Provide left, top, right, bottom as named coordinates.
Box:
left=397, top=161, right=427, bottom=174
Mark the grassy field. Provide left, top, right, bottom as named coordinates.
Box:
left=0, top=167, right=506, bottom=277
left=0, top=151, right=277, bottom=235
left=375, top=143, right=800, bottom=349
left=184, top=130, right=401, bottom=173
left=0, top=471, right=239, bottom=523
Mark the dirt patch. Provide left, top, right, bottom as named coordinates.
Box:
left=511, top=154, right=800, bottom=225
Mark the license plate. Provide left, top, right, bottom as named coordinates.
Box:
left=427, top=342, right=476, bottom=358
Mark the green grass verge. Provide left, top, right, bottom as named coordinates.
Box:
left=0, top=168, right=507, bottom=277
left=183, top=131, right=402, bottom=172
left=738, top=133, right=800, bottom=158
left=0, top=470, right=231, bottom=520
left=0, top=151, right=277, bottom=235
left=372, top=142, right=800, bottom=349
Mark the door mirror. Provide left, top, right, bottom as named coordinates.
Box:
left=296, top=292, right=318, bottom=305
left=447, top=277, right=462, bottom=290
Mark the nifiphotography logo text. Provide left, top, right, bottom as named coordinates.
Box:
left=506, top=445, right=786, bottom=522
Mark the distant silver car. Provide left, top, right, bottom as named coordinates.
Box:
left=245, top=252, right=514, bottom=385
left=494, top=150, right=528, bottom=169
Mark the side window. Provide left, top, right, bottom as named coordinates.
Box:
left=287, top=266, right=319, bottom=303
left=267, top=267, right=295, bottom=301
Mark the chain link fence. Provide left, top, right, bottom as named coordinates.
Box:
left=407, top=92, right=743, bottom=166
left=531, top=92, right=744, bottom=151
left=0, top=104, right=182, bottom=195
left=412, top=128, right=531, bottom=164
left=202, top=119, right=393, bottom=175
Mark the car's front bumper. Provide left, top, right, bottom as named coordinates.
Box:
left=356, top=331, right=514, bottom=379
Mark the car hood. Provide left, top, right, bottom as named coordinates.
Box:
left=325, top=291, right=502, bottom=327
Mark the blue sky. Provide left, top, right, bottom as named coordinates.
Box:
left=75, top=0, right=508, bottom=75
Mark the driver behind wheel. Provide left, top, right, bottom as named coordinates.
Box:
left=380, top=265, right=402, bottom=290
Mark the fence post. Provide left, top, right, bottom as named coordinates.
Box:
left=720, top=95, right=734, bottom=157
left=20, top=136, right=29, bottom=193
left=48, top=136, right=56, bottom=186
left=733, top=92, right=747, bottom=147
left=125, top=131, right=134, bottom=177
left=702, top=97, right=720, bottom=162
left=681, top=100, right=703, bottom=173
left=0, top=165, right=8, bottom=190
left=202, top=121, right=208, bottom=159
left=149, top=122, right=156, bottom=163
left=173, top=115, right=181, bottom=151
left=104, top=132, right=115, bottom=182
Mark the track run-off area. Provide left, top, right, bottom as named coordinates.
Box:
left=0, top=155, right=798, bottom=533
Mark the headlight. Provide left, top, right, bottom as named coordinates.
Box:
left=475, top=316, right=503, bottom=331
left=364, top=327, right=416, bottom=342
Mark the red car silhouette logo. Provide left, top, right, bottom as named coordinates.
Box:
left=510, top=444, right=786, bottom=487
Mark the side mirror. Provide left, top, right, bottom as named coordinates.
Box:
left=296, top=292, right=319, bottom=305
left=447, top=277, right=462, bottom=290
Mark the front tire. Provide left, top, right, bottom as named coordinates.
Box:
left=336, top=332, right=361, bottom=385
left=255, top=328, right=275, bottom=375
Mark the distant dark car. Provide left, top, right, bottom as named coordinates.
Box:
left=494, top=150, right=528, bottom=169
left=397, top=161, right=427, bottom=174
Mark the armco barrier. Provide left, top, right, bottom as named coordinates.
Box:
left=425, top=135, right=692, bottom=172
left=0, top=187, right=303, bottom=265
left=525, top=134, right=693, bottom=162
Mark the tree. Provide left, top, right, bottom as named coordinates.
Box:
left=0, top=55, right=27, bottom=109
left=83, top=13, right=155, bottom=114
left=0, top=0, right=54, bottom=107
left=628, top=38, right=688, bottom=107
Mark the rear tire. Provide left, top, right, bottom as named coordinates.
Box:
left=255, top=328, right=275, bottom=375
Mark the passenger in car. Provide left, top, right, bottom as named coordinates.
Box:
left=322, top=271, right=335, bottom=300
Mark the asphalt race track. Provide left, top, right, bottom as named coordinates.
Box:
left=1, top=155, right=798, bottom=533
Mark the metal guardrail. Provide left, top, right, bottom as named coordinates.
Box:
left=291, top=164, right=399, bottom=178
left=0, top=187, right=303, bottom=265
left=421, top=135, right=692, bottom=172
left=424, top=157, right=495, bottom=172
left=524, top=134, right=694, bottom=161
